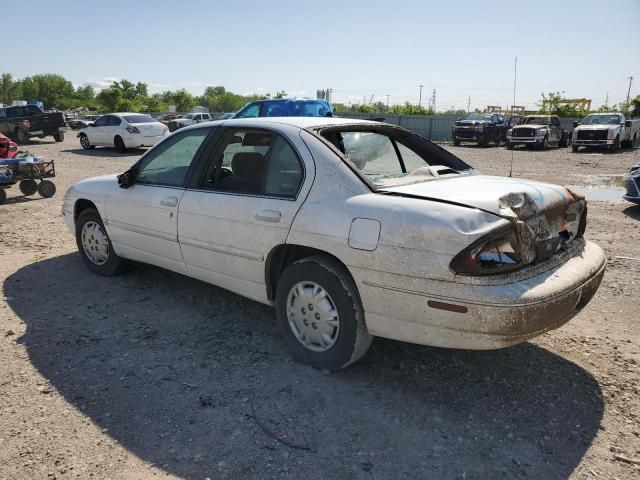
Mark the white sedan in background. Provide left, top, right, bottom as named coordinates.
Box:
left=62, top=117, right=606, bottom=370
left=77, top=113, right=169, bottom=153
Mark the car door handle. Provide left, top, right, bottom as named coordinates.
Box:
left=255, top=210, right=281, bottom=222
left=160, top=196, right=179, bottom=207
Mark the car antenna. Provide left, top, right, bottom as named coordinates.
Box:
left=509, top=56, right=517, bottom=178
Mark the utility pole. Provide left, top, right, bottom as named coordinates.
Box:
left=626, top=76, right=633, bottom=106
left=363, top=95, right=366, bottom=105
left=418, top=85, right=424, bottom=107
left=467, top=96, right=471, bottom=113
left=431, top=89, right=436, bottom=113
left=605, top=92, right=609, bottom=108
left=385, top=94, right=390, bottom=108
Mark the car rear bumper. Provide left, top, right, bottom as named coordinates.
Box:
left=355, top=239, right=607, bottom=350
left=572, top=139, right=614, bottom=146
left=123, top=133, right=168, bottom=148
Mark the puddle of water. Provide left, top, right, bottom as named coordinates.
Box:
left=568, top=175, right=626, bottom=202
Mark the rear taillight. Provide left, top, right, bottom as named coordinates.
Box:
left=126, top=126, right=140, bottom=134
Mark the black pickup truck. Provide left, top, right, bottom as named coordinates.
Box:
left=0, top=105, right=66, bottom=144
left=452, top=112, right=509, bottom=147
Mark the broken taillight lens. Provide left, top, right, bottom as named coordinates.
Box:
left=451, top=229, right=523, bottom=276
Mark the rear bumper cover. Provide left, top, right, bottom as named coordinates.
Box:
left=356, top=240, right=606, bottom=349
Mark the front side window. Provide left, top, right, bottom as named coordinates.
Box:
left=106, top=116, right=121, bottom=126
left=136, top=128, right=209, bottom=187
left=200, top=129, right=303, bottom=197
left=93, top=116, right=108, bottom=127
left=235, top=103, right=260, bottom=118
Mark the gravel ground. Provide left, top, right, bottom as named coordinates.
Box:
left=0, top=134, right=639, bottom=480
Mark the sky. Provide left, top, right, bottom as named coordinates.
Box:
left=5, top=0, right=640, bottom=111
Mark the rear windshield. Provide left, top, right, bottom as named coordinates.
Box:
left=123, top=115, right=156, bottom=124
left=318, top=126, right=473, bottom=189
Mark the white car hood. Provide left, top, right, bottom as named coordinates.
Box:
left=382, top=175, right=576, bottom=217
left=576, top=124, right=617, bottom=130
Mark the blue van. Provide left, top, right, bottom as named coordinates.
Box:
left=232, top=98, right=333, bottom=119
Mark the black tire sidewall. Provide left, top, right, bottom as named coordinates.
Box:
left=275, top=259, right=361, bottom=370
left=75, top=209, right=123, bottom=276
left=38, top=180, right=56, bottom=198
left=80, top=134, right=91, bottom=149
left=115, top=136, right=126, bottom=153
left=19, top=179, right=38, bottom=196
left=0, top=188, right=6, bottom=204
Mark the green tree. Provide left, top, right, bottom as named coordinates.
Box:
left=629, top=95, right=640, bottom=118
left=19, top=74, right=75, bottom=109
left=0, top=73, right=20, bottom=105
left=172, top=89, right=195, bottom=112
left=96, top=87, right=123, bottom=111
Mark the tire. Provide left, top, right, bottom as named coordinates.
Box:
left=453, top=137, right=460, bottom=146
left=15, top=128, right=29, bottom=144
left=53, top=132, right=64, bottom=142
left=275, top=255, right=373, bottom=370
left=37, top=180, right=56, bottom=198
left=538, top=136, right=548, bottom=150
left=612, top=135, right=620, bottom=150
left=79, top=133, right=94, bottom=150
left=19, top=179, right=38, bottom=196
left=0, top=188, right=6, bottom=204
left=506, top=141, right=514, bottom=150
left=478, top=135, right=489, bottom=148
left=558, top=131, right=568, bottom=148
left=75, top=208, right=125, bottom=276
left=114, top=136, right=127, bottom=153
left=572, top=145, right=579, bottom=153
left=634, top=133, right=638, bottom=148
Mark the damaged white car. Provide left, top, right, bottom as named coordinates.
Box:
left=62, top=118, right=606, bottom=370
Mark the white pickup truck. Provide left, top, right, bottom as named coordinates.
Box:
left=572, top=113, right=640, bottom=152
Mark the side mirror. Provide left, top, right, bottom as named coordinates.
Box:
left=89, top=123, right=96, bottom=127
left=573, top=121, right=579, bottom=128
left=117, top=167, right=138, bottom=189
left=624, top=120, right=631, bottom=127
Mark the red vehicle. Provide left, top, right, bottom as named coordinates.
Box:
left=0, top=133, right=18, bottom=159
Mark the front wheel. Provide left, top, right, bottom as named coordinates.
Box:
left=53, top=132, right=64, bottom=142
left=37, top=180, right=56, bottom=198
left=275, top=256, right=373, bottom=370
left=453, top=136, right=461, bottom=146
left=75, top=209, right=125, bottom=276
left=79, top=133, right=94, bottom=150
left=478, top=135, right=489, bottom=148
left=19, top=179, right=38, bottom=196
left=572, top=145, right=579, bottom=152
left=538, top=136, right=548, bottom=150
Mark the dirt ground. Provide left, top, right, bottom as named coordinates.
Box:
left=0, top=133, right=639, bottom=480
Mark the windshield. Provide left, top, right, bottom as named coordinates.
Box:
left=522, top=116, right=550, bottom=125
left=123, top=115, right=156, bottom=124
left=320, top=128, right=472, bottom=189
left=183, top=114, right=195, bottom=120
left=465, top=113, right=492, bottom=121
left=582, top=114, right=621, bottom=125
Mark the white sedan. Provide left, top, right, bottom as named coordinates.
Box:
left=77, top=113, right=169, bottom=152
left=62, top=118, right=606, bottom=370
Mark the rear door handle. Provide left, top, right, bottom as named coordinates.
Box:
left=160, top=196, right=178, bottom=207
left=255, top=210, right=281, bottom=222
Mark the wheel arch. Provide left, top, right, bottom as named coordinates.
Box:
left=74, top=198, right=99, bottom=222
left=265, top=244, right=356, bottom=301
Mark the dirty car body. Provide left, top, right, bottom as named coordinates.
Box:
left=62, top=117, right=606, bottom=369
left=624, top=163, right=640, bottom=204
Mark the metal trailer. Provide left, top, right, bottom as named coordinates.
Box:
left=0, top=158, right=56, bottom=204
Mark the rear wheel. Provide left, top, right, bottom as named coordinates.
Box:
left=53, top=132, right=64, bottom=142
left=275, top=256, right=373, bottom=370
left=114, top=136, right=127, bottom=153
left=19, top=179, right=38, bottom=196
left=506, top=141, right=514, bottom=149
left=37, top=180, right=56, bottom=198
left=0, top=188, right=6, bottom=204
left=15, top=128, right=29, bottom=144
left=75, top=208, right=125, bottom=276
left=558, top=131, right=568, bottom=148
left=572, top=145, right=579, bottom=152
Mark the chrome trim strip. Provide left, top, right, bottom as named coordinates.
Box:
left=106, top=219, right=177, bottom=242
left=179, top=236, right=264, bottom=261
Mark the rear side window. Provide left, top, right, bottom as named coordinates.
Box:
left=123, top=115, right=156, bottom=124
